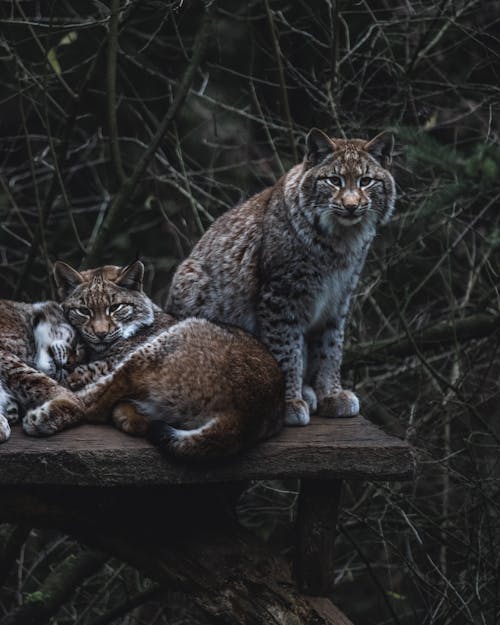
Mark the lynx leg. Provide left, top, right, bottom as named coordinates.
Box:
left=112, top=402, right=149, bottom=436
left=75, top=369, right=131, bottom=422
left=64, top=359, right=118, bottom=391
left=259, top=315, right=309, bottom=426
left=310, top=323, right=359, bottom=419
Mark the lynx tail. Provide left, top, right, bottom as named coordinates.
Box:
left=147, top=413, right=244, bottom=461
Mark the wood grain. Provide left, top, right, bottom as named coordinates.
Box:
left=0, top=416, right=414, bottom=486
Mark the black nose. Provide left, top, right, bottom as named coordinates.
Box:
left=94, top=331, right=107, bottom=339
left=344, top=203, right=358, bottom=214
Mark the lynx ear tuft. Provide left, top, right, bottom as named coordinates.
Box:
left=364, top=132, right=394, bottom=167
left=53, top=261, right=84, bottom=300
left=305, top=128, right=335, bottom=166
left=115, top=260, right=145, bottom=291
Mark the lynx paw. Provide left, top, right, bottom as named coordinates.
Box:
left=63, top=366, right=90, bottom=391
left=318, top=390, right=360, bottom=418
left=302, top=385, right=318, bottom=414
left=23, top=396, right=83, bottom=437
left=5, top=400, right=20, bottom=424
left=50, top=341, right=70, bottom=368
left=0, top=415, right=11, bottom=443
left=285, top=398, right=310, bottom=426
left=112, top=403, right=149, bottom=436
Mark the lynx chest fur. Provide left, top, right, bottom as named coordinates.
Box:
left=168, top=128, right=396, bottom=426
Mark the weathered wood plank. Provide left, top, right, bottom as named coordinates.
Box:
left=0, top=416, right=414, bottom=486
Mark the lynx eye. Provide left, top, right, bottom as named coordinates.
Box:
left=74, top=307, right=91, bottom=317
left=325, top=175, right=343, bottom=187
left=108, top=303, right=124, bottom=314
left=359, top=176, right=373, bottom=187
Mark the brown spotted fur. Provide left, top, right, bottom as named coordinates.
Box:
left=23, top=262, right=285, bottom=461
left=0, top=300, right=83, bottom=442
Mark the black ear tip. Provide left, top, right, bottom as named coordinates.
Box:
left=306, top=127, right=330, bottom=143
left=365, top=131, right=395, bottom=165
left=127, top=259, right=145, bottom=273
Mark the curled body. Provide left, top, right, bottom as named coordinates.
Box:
left=23, top=262, right=285, bottom=460
left=167, top=129, right=396, bottom=426
left=0, top=299, right=83, bottom=442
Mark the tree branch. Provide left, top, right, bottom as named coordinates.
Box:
left=343, top=312, right=500, bottom=369
left=107, top=0, right=126, bottom=184
left=82, top=5, right=214, bottom=269
left=263, top=0, right=297, bottom=161
left=87, top=586, right=161, bottom=625
left=0, top=525, right=31, bottom=590
left=0, top=549, right=107, bottom=625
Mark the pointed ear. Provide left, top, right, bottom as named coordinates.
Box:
left=305, top=128, right=335, bottom=166
left=53, top=261, right=84, bottom=300
left=364, top=132, right=394, bottom=167
left=115, top=261, right=144, bottom=291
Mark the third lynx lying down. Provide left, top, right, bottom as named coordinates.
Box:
left=23, top=262, right=285, bottom=460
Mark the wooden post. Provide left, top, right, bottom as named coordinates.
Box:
left=296, top=478, right=343, bottom=595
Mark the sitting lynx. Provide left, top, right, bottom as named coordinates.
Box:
left=168, top=129, right=396, bottom=426
left=23, top=262, right=285, bottom=460
left=0, top=299, right=83, bottom=442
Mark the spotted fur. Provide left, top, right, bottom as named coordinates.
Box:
left=0, top=299, right=83, bottom=442
left=167, top=129, right=396, bottom=425
left=24, top=263, right=285, bottom=461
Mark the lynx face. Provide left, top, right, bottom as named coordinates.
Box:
left=54, top=261, right=154, bottom=354
left=299, top=129, right=395, bottom=234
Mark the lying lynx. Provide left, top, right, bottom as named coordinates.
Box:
left=168, top=129, right=396, bottom=426
left=23, top=262, right=285, bottom=460
left=0, top=299, right=83, bottom=442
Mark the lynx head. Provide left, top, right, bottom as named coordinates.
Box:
left=298, top=128, right=396, bottom=234
left=54, top=261, right=154, bottom=354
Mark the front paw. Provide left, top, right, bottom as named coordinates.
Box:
left=302, top=385, right=318, bottom=414
left=49, top=342, right=69, bottom=368
left=0, top=415, right=11, bottom=443
left=64, top=369, right=86, bottom=391
left=5, top=400, right=20, bottom=424
left=318, top=390, right=360, bottom=418
left=23, top=396, right=83, bottom=437
left=285, top=398, right=310, bottom=426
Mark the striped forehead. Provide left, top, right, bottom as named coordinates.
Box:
left=83, top=276, right=116, bottom=306
left=334, top=147, right=365, bottom=176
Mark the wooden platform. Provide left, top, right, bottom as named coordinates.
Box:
left=0, top=415, right=414, bottom=486
left=0, top=416, right=414, bottom=623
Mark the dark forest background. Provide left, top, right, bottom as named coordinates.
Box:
left=0, top=1, right=499, bottom=624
